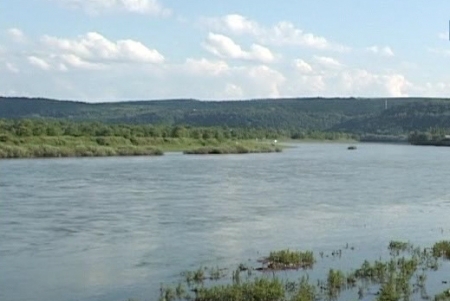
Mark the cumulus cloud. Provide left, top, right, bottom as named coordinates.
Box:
left=204, top=14, right=349, bottom=52
left=42, top=32, right=165, bottom=64
left=203, top=33, right=275, bottom=63
left=183, top=58, right=229, bottom=76
left=7, top=28, right=26, bottom=43
left=314, top=56, right=342, bottom=69
left=294, top=59, right=313, bottom=73
left=417, top=82, right=450, bottom=96
left=267, top=21, right=345, bottom=51
left=383, top=74, right=411, bottom=97
left=338, top=69, right=411, bottom=97
left=224, top=83, right=244, bottom=98
left=28, top=56, right=52, bottom=70
left=54, top=0, right=170, bottom=16
left=60, top=54, right=104, bottom=70
left=6, top=62, right=20, bottom=73
left=9, top=31, right=164, bottom=74
left=0, top=14, right=431, bottom=100
left=205, top=14, right=261, bottom=36
left=246, top=65, right=285, bottom=97
left=366, top=46, right=394, bottom=57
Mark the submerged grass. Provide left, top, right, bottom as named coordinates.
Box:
left=194, top=278, right=285, bottom=301
left=435, top=288, right=450, bottom=301
left=388, top=240, right=411, bottom=253
left=156, top=241, right=450, bottom=301
left=432, top=241, right=450, bottom=259
left=264, top=249, right=315, bottom=270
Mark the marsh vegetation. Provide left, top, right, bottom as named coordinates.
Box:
left=157, top=241, right=450, bottom=301
left=0, top=119, right=287, bottom=158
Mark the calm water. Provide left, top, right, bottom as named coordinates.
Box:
left=1, top=143, right=450, bottom=301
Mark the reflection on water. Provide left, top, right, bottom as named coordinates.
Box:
left=0, top=143, right=450, bottom=301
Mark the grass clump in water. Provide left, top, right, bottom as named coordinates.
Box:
left=435, top=288, right=450, bottom=301
left=290, top=276, right=317, bottom=301
left=195, top=278, right=285, bottom=301
left=326, top=269, right=346, bottom=298
left=156, top=241, right=450, bottom=301
left=432, top=241, right=450, bottom=259
left=388, top=240, right=411, bottom=254
left=264, top=249, right=315, bottom=270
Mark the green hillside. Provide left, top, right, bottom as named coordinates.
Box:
left=1, top=97, right=450, bottom=135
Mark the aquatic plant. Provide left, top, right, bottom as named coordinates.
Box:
left=182, top=267, right=206, bottom=285
left=434, top=288, right=450, bottom=301
left=326, top=269, right=346, bottom=298
left=194, top=278, right=285, bottom=301
left=388, top=240, right=411, bottom=254
left=208, top=266, right=225, bottom=281
left=432, top=241, right=450, bottom=259
left=264, top=249, right=315, bottom=270
left=290, top=276, right=316, bottom=301
left=158, top=241, right=450, bottom=301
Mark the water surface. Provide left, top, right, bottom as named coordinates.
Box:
left=1, top=143, right=450, bottom=301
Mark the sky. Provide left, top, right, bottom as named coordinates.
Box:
left=0, top=0, right=450, bottom=102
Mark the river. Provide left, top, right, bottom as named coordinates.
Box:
left=1, top=143, right=449, bottom=301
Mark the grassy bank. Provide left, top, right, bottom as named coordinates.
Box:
left=183, top=141, right=282, bottom=155
left=0, top=136, right=282, bottom=158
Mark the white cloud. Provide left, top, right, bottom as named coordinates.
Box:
left=6, top=62, right=20, bottom=73
left=383, top=74, right=410, bottom=97
left=0, top=13, right=438, bottom=101
left=294, top=59, right=312, bottom=73
left=60, top=54, right=104, bottom=70
left=54, top=0, right=171, bottom=16
left=205, top=14, right=349, bottom=52
left=224, top=83, right=243, bottom=98
left=42, top=32, right=165, bottom=64
left=366, top=46, right=394, bottom=57
left=297, top=75, right=326, bottom=93
left=28, top=56, right=52, bottom=71
left=314, top=56, right=342, bottom=69
left=183, top=58, right=229, bottom=76
left=417, top=82, right=450, bottom=96
left=246, top=65, right=285, bottom=97
left=269, top=22, right=331, bottom=50
left=206, top=14, right=261, bottom=36
left=203, top=33, right=275, bottom=63
left=337, top=69, right=411, bottom=97
left=7, top=28, right=26, bottom=43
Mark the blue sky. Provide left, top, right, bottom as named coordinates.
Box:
left=0, top=0, right=449, bottom=101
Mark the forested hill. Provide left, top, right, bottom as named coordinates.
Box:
left=1, top=96, right=450, bottom=135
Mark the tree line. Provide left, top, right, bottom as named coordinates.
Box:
left=0, top=119, right=355, bottom=141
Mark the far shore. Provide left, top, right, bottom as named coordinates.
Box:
left=0, top=138, right=284, bottom=159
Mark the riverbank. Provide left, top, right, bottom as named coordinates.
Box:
left=410, top=140, right=450, bottom=147
left=0, top=136, right=283, bottom=158
left=184, top=141, right=282, bottom=154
